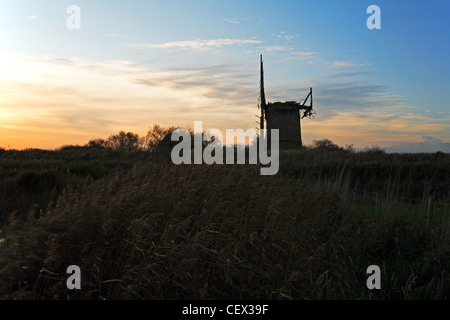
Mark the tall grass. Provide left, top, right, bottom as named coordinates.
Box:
left=0, top=148, right=448, bottom=299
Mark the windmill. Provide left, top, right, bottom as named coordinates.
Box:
left=257, top=55, right=315, bottom=149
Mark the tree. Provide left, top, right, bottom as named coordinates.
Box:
left=86, top=138, right=107, bottom=149
left=143, top=124, right=179, bottom=151
left=312, top=139, right=343, bottom=151
left=106, top=131, right=141, bottom=151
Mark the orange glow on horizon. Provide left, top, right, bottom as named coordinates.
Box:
left=0, top=50, right=449, bottom=151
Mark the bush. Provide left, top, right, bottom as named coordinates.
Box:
left=312, top=139, right=343, bottom=151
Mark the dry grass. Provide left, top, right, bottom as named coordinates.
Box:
left=0, top=148, right=449, bottom=300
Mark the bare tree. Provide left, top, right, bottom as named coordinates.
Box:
left=143, top=124, right=179, bottom=151
left=106, top=131, right=141, bottom=151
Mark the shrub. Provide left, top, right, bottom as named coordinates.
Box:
left=312, top=139, right=343, bottom=151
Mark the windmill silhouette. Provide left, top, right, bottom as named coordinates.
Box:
left=257, top=55, right=315, bottom=149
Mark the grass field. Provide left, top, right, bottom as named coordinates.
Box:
left=0, top=143, right=449, bottom=299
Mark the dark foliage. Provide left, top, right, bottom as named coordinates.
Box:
left=0, top=130, right=448, bottom=300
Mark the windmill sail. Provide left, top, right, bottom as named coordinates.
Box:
left=259, top=55, right=266, bottom=130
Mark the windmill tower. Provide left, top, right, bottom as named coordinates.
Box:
left=258, top=55, right=315, bottom=149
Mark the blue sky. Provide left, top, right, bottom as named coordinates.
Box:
left=0, top=0, right=449, bottom=151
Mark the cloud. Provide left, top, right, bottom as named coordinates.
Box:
left=271, top=31, right=298, bottom=42
left=266, top=77, right=417, bottom=122
left=302, top=111, right=450, bottom=151
left=263, top=46, right=294, bottom=52
left=0, top=51, right=260, bottom=149
left=223, top=18, right=242, bottom=24
left=1, top=50, right=449, bottom=152
left=325, top=71, right=376, bottom=78
left=286, top=51, right=319, bottom=62
left=28, top=15, right=38, bottom=20
left=386, top=136, right=450, bottom=153
left=220, top=16, right=264, bottom=26
left=312, top=82, right=385, bottom=114
left=332, top=61, right=367, bottom=67
left=131, top=63, right=256, bottom=107
left=125, top=38, right=262, bottom=50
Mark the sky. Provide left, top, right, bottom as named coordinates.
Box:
left=0, top=0, right=449, bottom=152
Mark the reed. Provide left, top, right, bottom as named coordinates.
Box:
left=0, top=145, right=448, bottom=299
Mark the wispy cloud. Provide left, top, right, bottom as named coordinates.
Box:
left=1, top=50, right=449, bottom=151
left=223, top=18, right=242, bottom=24
left=28, top=15, right=38, bottom=20
left=304, top=112, right=450, bottom=150
left=272, top=31, right=299, bottom=41
left=0, top=51, right=258, bottom=148
left=332, top=61, right=367, bottom=67
left=221, top=16, right=265, bottom=25
left=386, top=136, right=450, bottom=153
left=263, top=46, right=294, bottom=52
left=312, top=81, right=415, bottom=117
left=286, top=51, right=319, bottom=62
left=268, top=78, right=415, bottom=119
left=325, top=71, right=376, bottom=78
left=125, top=38, right=262, bottom=50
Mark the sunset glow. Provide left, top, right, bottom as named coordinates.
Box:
left=0, top=1, right=449, bottom=151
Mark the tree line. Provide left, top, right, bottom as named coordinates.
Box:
left=85, top=124, right=178, bottom=152
left=83, top=124, right=383, bottom=154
